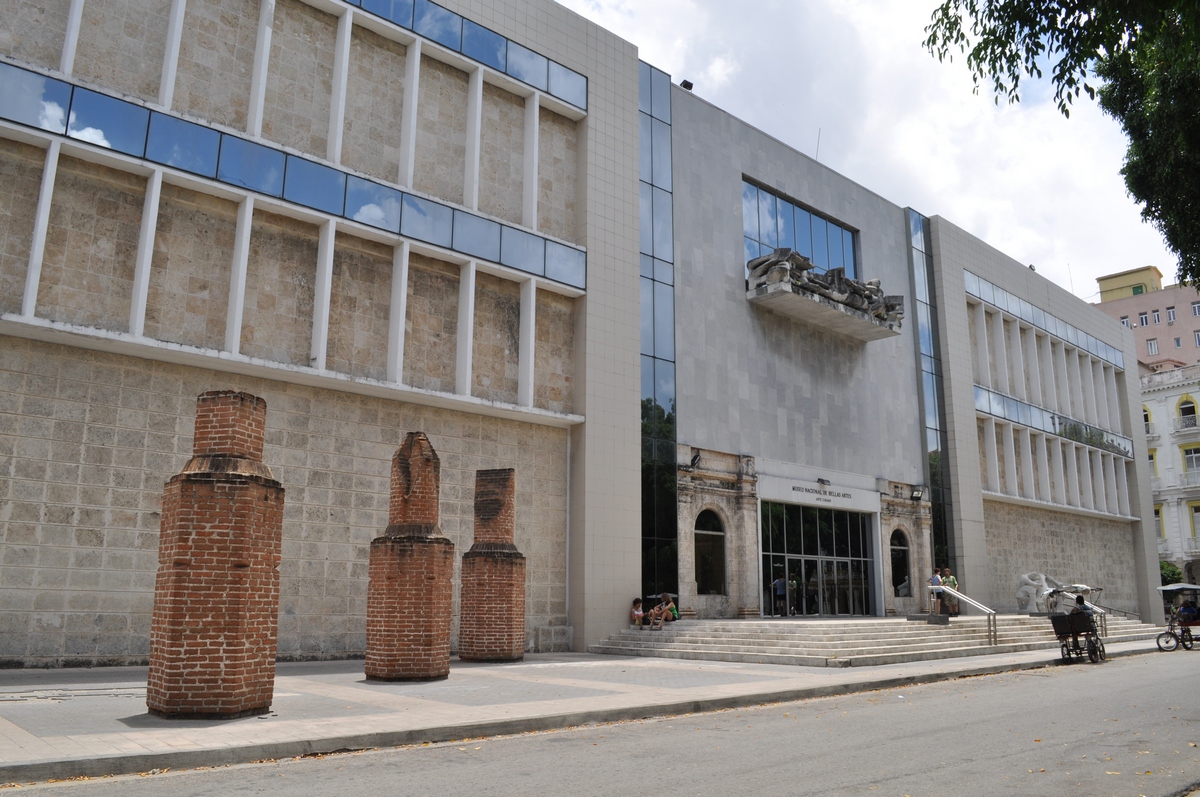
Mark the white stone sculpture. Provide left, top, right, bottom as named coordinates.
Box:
left=1015, top=572, right=1068, bottom=612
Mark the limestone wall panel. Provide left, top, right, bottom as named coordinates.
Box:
left=0, top=336, right=569, bottom=664
left=341, top=26, right=405, bottom=183
left=0, top=141, right=44, bottom=315
left=143, top=184, right=236, bottom=350
left=36, top=157, right=143, bottom=332
left=262, top=0, right=336, bottom=158
left=534, top=289, right=574, bottom=414
left=471, top=272, right=519, bottom=404
left=412, top=55, right=467, bottom=205
left=478, top=83, right=524, bottom=225
left=402, top=253, right=458, bottom=392
left=240, top=210, right=317, bottom=366
left=74, top=0, right=171, bottom=101
left=327, top=232, right=392, bottom=381
left=983, top=499, right=1138, bottom=613
left=172, top=0, right=258, bottom=130
left=536, top=107, right=577, bottom=243
left=0, top=0, right=69, bottom=70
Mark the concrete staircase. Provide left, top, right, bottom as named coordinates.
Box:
left=587, top=615, right=1160, bottom=668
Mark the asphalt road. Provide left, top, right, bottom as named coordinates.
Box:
left=19, top=653, right=1200, bottom=797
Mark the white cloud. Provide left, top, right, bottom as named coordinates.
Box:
left=67, top=111, right=111, bottom=148
left=558, top=0, right=1175, bottom=300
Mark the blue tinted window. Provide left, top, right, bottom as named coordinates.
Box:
left=978, top=279, right=994, bottom=305
left=843, top=228, right=855, bottom=278
left=640, top=277, right=653, bottom=356
left=909, top=211, right=925, bottom=251
left=452, top=210, right=500, bottom=261
left=651, top=117, right=671, bottom=190
left=828, top=222, right=844, bottom=270
left=0, top=62, right=72, bottom=134
left=461, top=20, right=505, bottom=71
left=217, top=136, right=284, bottom=196
left=741, top=182, right=758, bottom=240
left=500, top=226, right=544, bottom=275
left=548, top=62, right=587, bottom=109
left=777, top=200, right=795, bottom=250
left=641, top=355, right=655, bottom=402
left=67, top=87, right=149, bottom=156
left=640, top=181, right=654, bottom=256
left=345, top=176, right=401, bottom=232
left=640, top=253, right=653, bottom=278
left=650, top=66, right=671, bottom=123
left=653, top=257, right=672, bottom=285
left=283, top=156, right=346, bottom=215
left=794, top=207, right=812, bottom=260
left=638, top=61, right=651, bottom=114
left=400, top=193, right=452, bottom=246
left=744, top=237, right=761, bottom=269
left=360, top=0, right=413, bottom=27
left=917, top=302, right=934, bottom=356
left=414, top=0, right=461, bottom=51
left=963, top=270, right=980, bottom=297
left=545, top=241, right=585, bottom=288
left=506, top=41, right=547, bottom=91
left=757, top=190, right=777, bottom=249
left=145, top=113, right=220, bottom=177
left=811, top=216, right=828, bottom=270
left=974, top=386, right=989, bottom=412
left=912, top=250, right=930, bottom=303
left=639, top=113, right=652, bottom=183
left=655, top=359, right=675, bottom=411
left=652, top=186, right=673, bottom=262
left=653, top=279, right=674, bottom=360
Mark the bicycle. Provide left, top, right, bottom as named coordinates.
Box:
left=1156, top=610, right=1195, bottom=652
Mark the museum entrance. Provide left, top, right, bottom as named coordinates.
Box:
left=760, top=501, right=874, bottom=617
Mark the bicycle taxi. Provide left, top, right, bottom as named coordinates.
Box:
left=1050, top=606, right=1106, bottom=663
left=1157, top=583, right=1200, bottom=652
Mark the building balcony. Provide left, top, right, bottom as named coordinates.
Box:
left=1171, top=415, right=1200, bottom=440
left=1181, top=471, right=1200, bottom=488
left=1146, top=421, right=1159, bottom=440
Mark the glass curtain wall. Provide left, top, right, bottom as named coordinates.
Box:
left=741, top=181, right=858, bottom=280
left=759, top=501, right=874, bottom=616
left=639, top=62, right=678, bottom=599
left=906, top=210, right=954, bottom=569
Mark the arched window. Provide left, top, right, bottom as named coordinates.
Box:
left=890, top=530, right=911, bottom=598
left=694, top=510, right=726, bottom=596
left=1181, top=400, right=1197, bottom=429
left=1143, top=407, right=1151, bottom=435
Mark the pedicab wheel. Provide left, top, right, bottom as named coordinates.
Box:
left=1060, top=641, right=1071, bottom=661
left=1182, top=627, right=1194, bottom=651
left=1157, top=631, right=1179, bottom=652
left=1087, top=638, right=1100, bottom=663
left=1097, top=638, right=1106, bottom=661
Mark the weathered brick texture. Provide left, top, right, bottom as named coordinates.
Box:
left=459, top=468, right=526, bottom=661
left=365, top=432, right=454, bottom=680
left=147, top=391, right=284, bottom=718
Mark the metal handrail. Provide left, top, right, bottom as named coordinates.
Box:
left=1086, top=601, right=1139, bottom=622
left=1060, top=592, right=1108, bottom=637
left=928, top=585, right=997, bottom=646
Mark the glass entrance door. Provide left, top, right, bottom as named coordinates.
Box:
left=760, top=501, right=874, bottom=616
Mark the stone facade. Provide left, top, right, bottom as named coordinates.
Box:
left=327, top=233, right=393, bottom=382
left=366, top=432, right=453, bottom=680
left=240, top=210, right=318, bottom=367
left=478, top=84, right=525, bottom=225
left=459, top=468, right=526, bottom=661
left=534, top=289, right=575, bottom=414
left=413, top=55, right=468, bottom=206
left=403, top=253, right=459, bottom=392
left=342, top=27, right=407, bottom=183
left=472, top=272, right=520, bottom=404
left=172, top=0, right=258, bottom=131
left=537, top=107, right=578, bottom=244
left=147, top=391, right=283, bottom=718
left=0, top=0, right=69, bottom=70
left=878, top=483, right=933, bottom=616
left=262, top=0, right=337, bottom=159
left=37, top=157, right=144, bottom=332
left=74, top=0, right=170, bottom=102
left=0, top=141, right=43, bottom=315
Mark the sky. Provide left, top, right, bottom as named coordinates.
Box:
left=556, top=0, right=1177, bottom=302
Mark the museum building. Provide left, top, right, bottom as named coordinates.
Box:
left=0, top=0, right=1162, bottom=666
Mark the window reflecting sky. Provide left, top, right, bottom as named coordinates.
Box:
left=500, top=226, right=545, bottom=275
left=400, top=194, right=453, bottom=247
left=145, top=113, right=219, bottom=177
left=545, top=241, right=585, bottom=288
left=414, top=0, right=461, bottom=51
left=218, top=136, right=284, bottom=196
left=67, top=88, right=149, bottom=156
left=452, top=210, right=500, bottom=261
left=283, top=156, right=346, bottom=216
left=462, top=20, right=505, bottom=71
left=0, top=63, right=71, bottom=134
left=549, top=61, right=587, bottom=109
left=506, top=42, right=548, bottom=91
left=345, top=176, right=401, bottom=232
left=360, top=0, right=413, bottom=28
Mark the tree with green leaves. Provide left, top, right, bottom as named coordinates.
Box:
left=1161, top=559, right=1183, bottom=586
left=924, top=2, right=1200, bottom=282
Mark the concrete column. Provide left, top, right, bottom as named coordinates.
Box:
left=224, top=197, right=255, bottom=354
left=60, top=0, right=87, bottom=74
left=983, top=418, right=1000, bottom=493
left=518, top=278, right=536, bottom=407
left=1069, top=349, right=1086, bottom=422
left=21, top=141, right=61, bottom=319
left=1018, top=426, right=1035, bottom=499
left=386, top=241, right=409, bottom=384
left=1049, top=438, right=1066, bottom=505
left=463, top=66, right=483, bottom=210
left=459, top=469, right=526, bottom=661
left=1065, top=443, right=1081, bottom=507
left=989, top=311, right=1009, bottom=394
left=972, top=301, right=990, bottom=388
left=1078, top=444, right=1094, bottom=510
left=158, top=0, right=188, bottom=108
left=1054, top=342, right=1071, bottom=419
left=1080, top=354, right=1098, bottom=425
left=522, top=91, right=541, bottom=230
left=327, top=7, right=354, bottom=164
left=1035, top=433, right=1051, bottom=502
left=1092, top=359, right=1110, bottom=430
left=1001, top=422, right=1018, bottom=497
left=309, top=219, right=335, bottom=370
left=1104, top=366, right=1123, bottom=434
left=147, top=391, right=284, bottom=718
left=1007, top=319, right=1026, bottom=400
left=1116, top=458, right=1131, bottom=516
left=1038, top=335, right=1057, bottom=412
left=456, top=261, right=476, bottom=396
left=129, top=170, right=163, bottom=337
left=366, top=433, right=454, bottom=681
left=398, top=39, right=422, bottom=187
left=1024, top=327, right=1042, bottom=406
left=246, top=0, right=276, bottom=137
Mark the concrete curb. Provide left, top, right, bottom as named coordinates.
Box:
left=0, top=645, right=1158, bottom=784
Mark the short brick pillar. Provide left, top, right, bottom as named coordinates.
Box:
left=365, top=432, right=454, bottom=681
left=147, top=391, right=284, bottom=719
left=459, top=469, right=526, bottom=662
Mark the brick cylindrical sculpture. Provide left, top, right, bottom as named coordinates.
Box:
left=147, top=391, right=284, bottom=719
left=365, top=432, right=455, bottom=681
left=459, top=468, right=527, bottom=662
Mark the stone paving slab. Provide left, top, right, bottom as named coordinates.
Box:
left=0, top=639, right=1162, bottom=784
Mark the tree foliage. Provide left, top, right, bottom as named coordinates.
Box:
left=924, top=1, right=1200, bottom=115
left=1096, top=21, right=1200, bottom=284
left=1161, top=559, right=1183, bottom=586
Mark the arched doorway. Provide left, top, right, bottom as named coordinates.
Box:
left=890, top=530, right=911, bottom=598
left=694, top=510, right=726, bottom=596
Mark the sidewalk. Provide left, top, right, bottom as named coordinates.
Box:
left=0, top=639, right=1161, bottom=784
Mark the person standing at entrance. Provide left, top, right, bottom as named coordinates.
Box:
left=941, top=568, right=959, bottom=617
left=928, top=569, right=942, bottom=615
left=772, top=573, right=787, bottom=617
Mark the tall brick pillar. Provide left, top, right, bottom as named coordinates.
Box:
left=147, top=391, right=284, bottom=719
left=459, top=469, right=527, bottom=661
left=365, top=432, right=455, bottom=681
